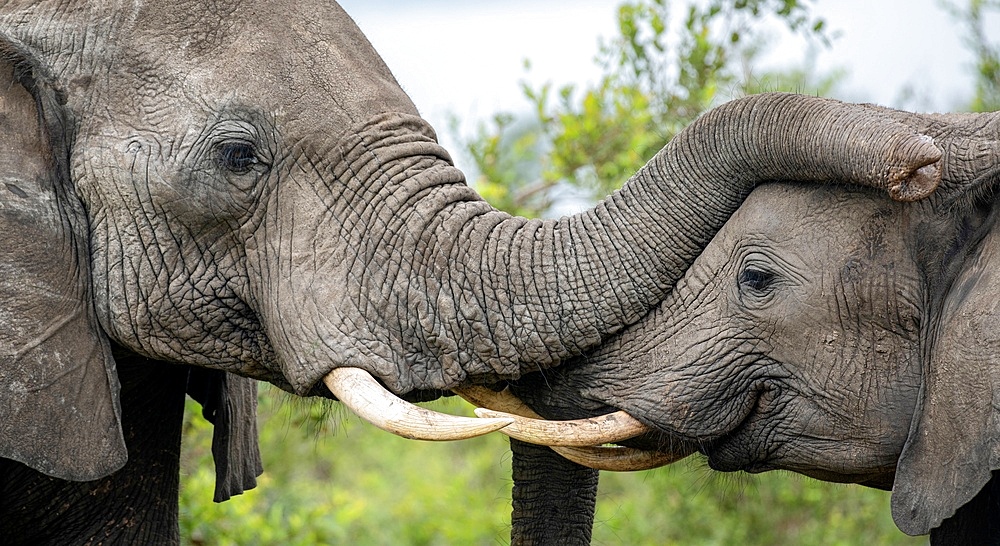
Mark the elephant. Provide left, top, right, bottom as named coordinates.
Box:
left=0, top=0, right=950, bottom=544
left=491, top=110, right=1000, bottom=544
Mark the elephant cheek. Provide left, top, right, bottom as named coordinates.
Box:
left=583, top=352, right=760, bottom=442
left=253, top=273, right=388, bottom=394
left=247, top=232, right=436, bottom=396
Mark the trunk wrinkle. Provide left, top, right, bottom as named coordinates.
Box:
left=264, top=96, right=941, bottom=396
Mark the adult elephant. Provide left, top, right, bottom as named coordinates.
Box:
left=492, top=110, right=1000, bottom=544
left=0, top=0, right=944, bottom=544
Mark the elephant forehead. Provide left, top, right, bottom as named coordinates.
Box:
left=120, top=0, right=416, bottom=130
left=129, top=0, right=359, bottom=55
left=723, top=183, right=906, bottom=255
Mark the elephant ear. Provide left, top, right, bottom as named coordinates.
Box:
left=187, top=369, right=264, bottom=502
left=0, top=53, right=125, bottom=479
left=891, top=218, right=1000, bottom=536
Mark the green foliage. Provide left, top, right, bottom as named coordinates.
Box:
left=179, top=387, right=921, bottom=545
left=180, top=389, right=516, bottom=545
left=594, top=463, right=918, bottom=545
left=941, top=0, right=1000, bottom=111
left=463, top=0, right=839, bottom=217
left=462, top=111, right=548, bottom=217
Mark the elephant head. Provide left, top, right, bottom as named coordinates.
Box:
left=0, top=1, right=947, bottom=537
left=499, top=110, right=1000, bottom=540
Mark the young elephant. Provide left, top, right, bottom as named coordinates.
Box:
left=501, top=111, right=1000, bottom=543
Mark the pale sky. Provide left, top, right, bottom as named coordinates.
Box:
left=338, top=0, right=992, bottom=175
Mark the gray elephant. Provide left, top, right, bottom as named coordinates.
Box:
left=0, top=1, right=948, bottom=544
left=494, top=111, right=1000, bottom=544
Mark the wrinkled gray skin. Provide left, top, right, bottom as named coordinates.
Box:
left=516, top=111, right=1000, bottom=544
left=0, top=1, right=949, bottom=544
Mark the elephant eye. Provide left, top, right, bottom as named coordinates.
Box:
left=739, top=267, right=776, bottom=293
left=217, top=141, right=261, bottom=175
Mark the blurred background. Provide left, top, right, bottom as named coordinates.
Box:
left=179, top=1, right=999, bottom=544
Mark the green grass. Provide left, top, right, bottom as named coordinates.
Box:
left=179, top=385, right=926, bottom=545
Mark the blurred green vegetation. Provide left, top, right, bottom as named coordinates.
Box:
left=180, top=0, right=997, bottom=544
left=464, top=0, right=842, bottom=217
left=942, top=0, right=1000, bottom=112
left=180, top=387, right=918, bottom=545
left=180, top=392, right=516, bottom=545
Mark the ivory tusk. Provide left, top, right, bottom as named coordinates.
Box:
left=550, top=445, right=687, bottom=472
left=473, top=407, right=650, bottom=447
left=452, top=385, right=537, bottom=416
left=323, top=367, right=513, bottom=441
left=454, top=385, right=686, bottom=470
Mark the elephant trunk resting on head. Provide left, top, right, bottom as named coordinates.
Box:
left=0, top=0, right=952, bottom=544
left=500, top=110, right=1000, bottom=544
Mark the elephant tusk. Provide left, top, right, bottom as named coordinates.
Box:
left=452, top=385, right=538, bottom=416
left=457, top=387, right=650, bottom=449
left=323, top=367, right=513, bottom=441
left=550, top=445, right=687, bottom=472
left=472, top=406, right=651, bottom=447
left=453, top=385, right=684, bottom=470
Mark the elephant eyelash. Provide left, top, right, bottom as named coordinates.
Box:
left=216, top=140, right=266, bottom=175
left=738, top=267, right=777, bottom=293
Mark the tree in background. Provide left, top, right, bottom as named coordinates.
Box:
left=943, top=0, right=1000, bottom=112
left=464, top=0, right=1000, bottom=218
left=465, top=0, right=839, bottom=218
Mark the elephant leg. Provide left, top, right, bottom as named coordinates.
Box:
left=930, top=470, right=1000, bottom=546
left=509, top=438, right=599, bottom=546
left=0, top=352, right=188, bottom=545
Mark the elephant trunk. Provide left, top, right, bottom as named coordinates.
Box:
left=253, top=94, right=941, bottom=397
left=509, top=438, right=598, bottom=546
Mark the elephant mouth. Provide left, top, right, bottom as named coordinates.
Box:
left=709, top=448, right=895, bottom=490
left=698, top=428, right=770, bottom=473
left=698, top=414, right=897, bottom=490
left=693, top=382, right=788, bottom=472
